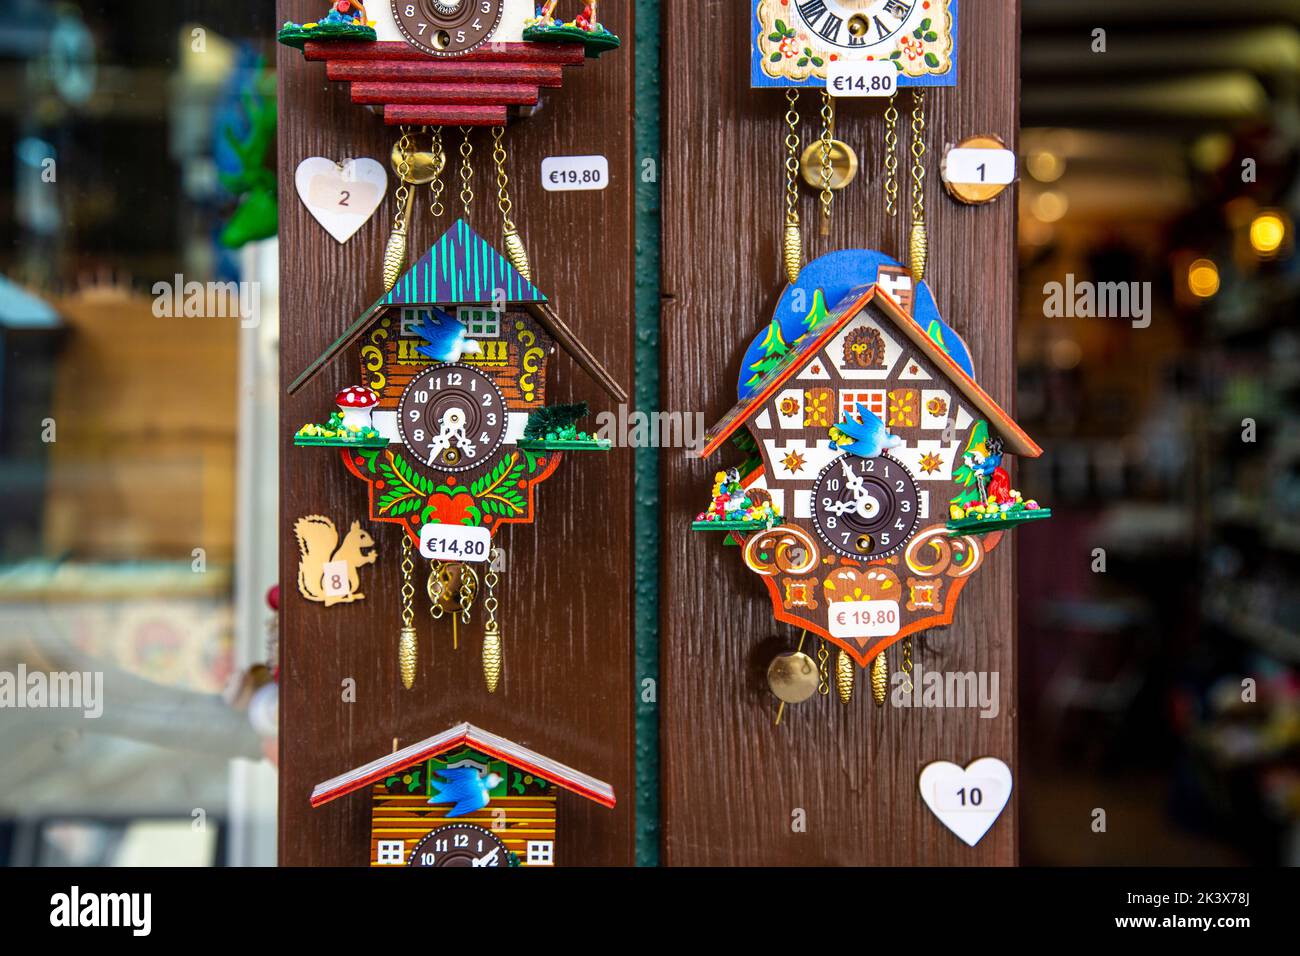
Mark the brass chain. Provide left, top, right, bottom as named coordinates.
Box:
left=883, top=95, right=899, bottom=217
left=819, top=91, right=835, bottom=228
left=910, top=90, right=927, bottom=226
left=458, top=565, right=477, bottom=625
left=817, top=636, right=830, bottom=697
left=428, top=560, right=446, bottom=620
left=784, top=90, right=801, bottom=227
left=393, top=126, right=413, bottom=230
left=902, top=637, right=914, bottom=695
left=484, top=552, right=499, bottom=628
left=491, top=126, right=516, bottom=231
left=400, top=537, right=415, bottom=629
left=429, top=126, right=446, bottom=219
left=458, top=127, right=474, bottom=217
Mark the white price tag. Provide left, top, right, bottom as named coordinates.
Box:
left=828, top=600, right=901, bottom=639
left=419, top=524, right=492, bottom=563
left=321, top=560, right=353, bottom=598
left=826, top=60, right=898, bottom=98
left=919, top=759, right=1013, bottom=847
left=943, top=147, right=1017, bottom=186
left=541, top=155, right=609, bottom=192
left=932, top=777, right=1006, bottom=812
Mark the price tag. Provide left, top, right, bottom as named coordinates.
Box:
left=419, top=524, right=492, bottom=563
left=826, top=60, right=898, bottom=98
left=943, top=147, right=1017, bottom=187
left=918, top=758, right=1013, bottom=847
left=541, top=155, right=609, bottom=192
left=321, top=560, right=353, bottom=599
left=828, top=600, right=901, bottom=639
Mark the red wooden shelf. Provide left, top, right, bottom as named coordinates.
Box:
left=299, top=40, right=586, bottom=127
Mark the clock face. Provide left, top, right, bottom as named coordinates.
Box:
left=398, top=363, right=507, bottom=472
left=391, top=0, right=504, bottom=57
left=790, top=0, right=916, bottom=51
left=408, top=824, right=508, bottom=867
left=811, top=453, right=920, bottom=560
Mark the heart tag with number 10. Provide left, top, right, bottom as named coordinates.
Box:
left=919, top=757, right=1013, bottom=847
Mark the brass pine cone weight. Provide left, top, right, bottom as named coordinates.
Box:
left=908, top=222, right=928, bottom=282
left=871, top=651, right=888, bottom=707
left=783, top=218, right=802, bottom=285
left=835, top=650, right=854, bottom=704
left=382, top=223, right=408, bottom=294
left=482, top=628, right=502, bottom=693
left=502, top=225, right=532, bottom=281
left=399, top=626, right=418, bottom=690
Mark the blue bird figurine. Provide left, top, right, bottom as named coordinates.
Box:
left=411, top=308, right=484, bottom=363
left=428, top=766, right=503, bottom=818
left=830, top=403, right=902, bottom=459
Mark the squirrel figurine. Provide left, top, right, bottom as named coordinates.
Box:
left=294, top=516, right=377, bottom=607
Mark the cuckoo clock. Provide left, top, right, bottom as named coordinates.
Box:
left=291, top=219, right=625, bottom=692
left=751, top=0, right=958, bottom=89
left=311, top=722, right=615, bottom=867
left=694, top=250, right=1049, bottom=711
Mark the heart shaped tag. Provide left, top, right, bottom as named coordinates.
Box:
left=295, top=157, right=387, bottom=243
left=918, top=757, right=1012, bottom=847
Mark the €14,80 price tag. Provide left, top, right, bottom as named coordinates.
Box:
left=826, top=60, right=898, bottom=98
left=541, top=155, right=609, bottom=192
left=419, top=524, right=492, bottom=563
left=828, top=600, right=901, bottom=639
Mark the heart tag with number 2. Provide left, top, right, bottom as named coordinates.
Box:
left=918, top=757, right=1012, bottom=847
left=295, top=157, right=387, bottom=243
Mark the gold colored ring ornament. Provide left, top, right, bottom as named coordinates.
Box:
left=391, top=140, right=444, bottom=186
left=767, top=651, right=820, bottom=704
left=799, top=140, right=859, bottom=191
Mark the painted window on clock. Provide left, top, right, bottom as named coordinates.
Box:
left=839, top=390, right=886, bottom=422
left=376, top=840, right=405, bottom=865
left=458, top=306, right=501, bottom=339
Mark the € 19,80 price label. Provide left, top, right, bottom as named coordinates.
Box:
left=826, top=60, right=898, bottom=98
left=829, top=600, right=901, bottom=639
left=541, top=155, right=609, bottom=192
left=419, top=523, right=491, bottom=563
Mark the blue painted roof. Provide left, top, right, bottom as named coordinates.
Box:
left=381, top=219, right=546, bottom=307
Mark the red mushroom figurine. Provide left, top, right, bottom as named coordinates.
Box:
left=335, top=386, right=379, bottom=431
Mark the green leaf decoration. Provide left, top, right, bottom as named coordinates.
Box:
left=925, top=31, right=938, bottom=41
left=797, top=57, right=808, bottom=66
left=771, top=52, right=782, bottom=62
left=769, top=32, right=783, bottom=41
left=390, top=453, right=437, bottom=496
left=775, top=19, right=787, bottom=32
left=921, top=17, right=932, bottom=29
left=925, top=52, right=940, bottom=67
left=812, top=57, right=824, bottom=66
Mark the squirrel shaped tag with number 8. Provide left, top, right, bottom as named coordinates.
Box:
left=295, top=515, right=378, bottom=607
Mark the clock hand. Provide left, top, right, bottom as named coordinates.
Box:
left=472, top=847, right=500, bottom=867
left=840, top=458, right=869, bottom=504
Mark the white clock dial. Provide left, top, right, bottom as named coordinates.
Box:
left=791, top=0, right=917, bottom=51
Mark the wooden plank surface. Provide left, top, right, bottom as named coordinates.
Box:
left=277, top=0, right=636, bottom=866
left=660, top=3, right=1022, bottom=865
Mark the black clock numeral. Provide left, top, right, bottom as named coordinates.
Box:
left=797, top=0, right=843, bottom=44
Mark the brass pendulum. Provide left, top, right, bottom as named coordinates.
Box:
left=481, top=547, right=502, bottom=693
left=492, top=126, right=531, bottom=281
left=871, top=650, right=888, bottom=707
left=399, top=536, right=417, bottom=690
left=835, top=649, right=854, bottom=704
left=782, top=89, right=803, bottom=285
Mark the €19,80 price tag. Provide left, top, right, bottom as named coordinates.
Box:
left=541, top=155, right=609, bottom=192
left=826, top=60, right=898, bottom=98
left=419, top=523, right=492, bottom=563
left=828, top=600, right=901, bottom=639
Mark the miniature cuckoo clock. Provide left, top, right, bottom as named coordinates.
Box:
left=311, top=722, right=615, bottom=867
left=693, top=250, right=1049, bottom=711
left=292, top=219, right=625, bottom=692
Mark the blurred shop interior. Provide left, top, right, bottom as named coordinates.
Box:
left=0, top=1, right=277, bottom=866
left=0, top=0, right=1297, bottom=866
left=1018, top=0, right=1300, bottom=865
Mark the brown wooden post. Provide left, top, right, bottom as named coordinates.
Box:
left=276, top=0, right=637, bottom=866
left=660, top=3, right=1022, bottom=865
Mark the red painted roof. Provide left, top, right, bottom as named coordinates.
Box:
left=697, top=284, right=1042, bottom=460
left=310, top=722, right=616, bottom=809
